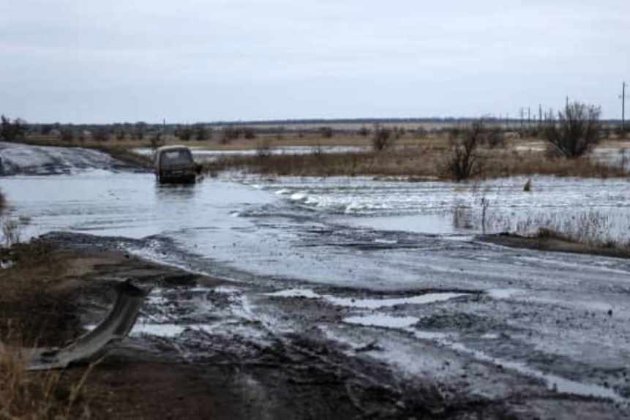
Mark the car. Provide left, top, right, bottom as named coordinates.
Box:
left=154, top=145, right=198, bottom=184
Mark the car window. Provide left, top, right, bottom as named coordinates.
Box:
left=161, top=149, right=193, bottom=165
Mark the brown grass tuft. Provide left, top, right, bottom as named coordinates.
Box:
left=0, top=345, right=94, bottom=419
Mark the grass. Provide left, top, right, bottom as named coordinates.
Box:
left=0, top=343, right=95, bottom=419
left=0, top=241, right=82, bottom=347
left=0, top=240, right=101, bottom=418
left=203, top=145, right=627, bottom=180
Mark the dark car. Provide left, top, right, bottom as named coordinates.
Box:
left=154, top=145, right=197, bottom=183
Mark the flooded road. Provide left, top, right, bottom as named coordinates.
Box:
left=1, top=144, right=630, bottom=417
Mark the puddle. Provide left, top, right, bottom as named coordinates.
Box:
left=266, top=289, right=321, bottom=299
left=326, top=293, right=468, bottom=309
left=131, top=323, right=187, bottom=338
left=344, top=314, right=420, bottom=329
left=486, top=288, right=523, bottom=300
left=447, top=342, right=627, bottom=403
left=337, top=214, right=467, bottom=235
left=266, top=289, right=469, bottom=309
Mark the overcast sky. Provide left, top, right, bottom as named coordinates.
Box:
left=1, top=0, right=629, bottom=123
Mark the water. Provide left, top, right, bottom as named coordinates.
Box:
left=2, top=158, right=630, bottom=404
left=133, top=145, right=366, bottom=163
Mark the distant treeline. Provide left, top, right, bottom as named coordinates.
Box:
left=1, top=114, right=627, bottom=145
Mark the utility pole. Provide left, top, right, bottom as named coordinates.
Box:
left=621, top=81, right=628, bottom=131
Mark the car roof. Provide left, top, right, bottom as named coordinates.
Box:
left=156, top=145, right=192, bottom=153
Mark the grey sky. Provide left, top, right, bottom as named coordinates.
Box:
left=1, top=0, right=629, bottom=123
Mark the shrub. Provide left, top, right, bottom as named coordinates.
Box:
left=221, top=126, right=241, bottom=144
left=358, top=126, right=370, bottom=137
left=176, top=126, right=193, bottom=141
left=415, top=127, right=428, bottom=139
left=60, top=128, right=75, bottom=142
left=243, top=127, right=256, bottom=139
left=92, top=128, right=110, bottom=142
left=485, top=127, right=506, bottom=148
left=372, top=125, right=394, bottom=151
left=543, top=102, right=601, bottom=158
left=0, top=116, right=27, bottom=142
left=194, top=124, right=210, bottom=141
left=319, top=127, right=334, bottom=138
left=443, top=120, right=484, bottom=181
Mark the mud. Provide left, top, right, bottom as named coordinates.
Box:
left=6, top=232, right=624, bottom=419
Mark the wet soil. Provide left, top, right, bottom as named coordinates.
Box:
left=2, top=233, right=629, bottom=419
left=481, top=232, right=630, bottom=259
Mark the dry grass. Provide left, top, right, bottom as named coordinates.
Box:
left=204, top=145, right=626, bottom=180
left=0, top=242, right=82, bottom=347
left=0, top=344, right=94, bottom=419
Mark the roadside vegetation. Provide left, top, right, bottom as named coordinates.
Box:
left=0, top=241, right=97, bottom=419
left=0, top=347, right=93, bottom=419
left=1, top=103, right=628, bottom=180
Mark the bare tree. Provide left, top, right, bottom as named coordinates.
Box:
left=443, top=120, right=485, bottom=181
left=544, top=102, right=601, bottom=158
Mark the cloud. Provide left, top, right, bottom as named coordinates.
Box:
left=0, top=0, right=628, bottom=122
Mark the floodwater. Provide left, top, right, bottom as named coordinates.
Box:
left=1, top=143, right=630, bottom=410
left=133, top=145, right=366, bottom=162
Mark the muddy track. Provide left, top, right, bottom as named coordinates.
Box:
left=28, top=231, right=628, bottom=418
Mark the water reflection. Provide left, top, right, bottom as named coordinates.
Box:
left=155, top=182, right=198, bottom=201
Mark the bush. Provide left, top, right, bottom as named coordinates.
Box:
left=319, top=127, right=334, bottom=138
left=0, top=116, right=26, bottom=142
left=194, top=124, right=210, bottom=141
left=443, top=120, right=484, bottom=181
left=544, top=102, right=601, bottom=158
left=243, top=127, right=256, bottom=139
left=60, top=128, right=75, bottom=142
left=358, top=126, right=370, bottom=137
left=92, top=128, right=110, bottom=142
left=485, top=127, right=506, bottom=148
left=372, top=125, right=394, bottom=151
left=615, top=125, right=629, bottom=140
left=176, top=126, right=193, bottom=141
left=415, top=127, right=428, bottom=139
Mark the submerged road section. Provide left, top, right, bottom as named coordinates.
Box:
left=1, top=143, right=630, bottom=418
